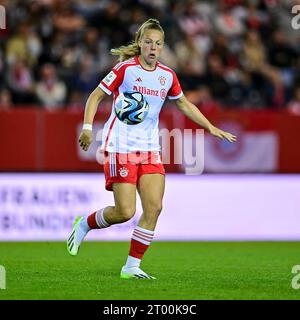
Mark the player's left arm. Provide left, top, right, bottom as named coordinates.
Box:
left=174, top=95, right=237, bottom=143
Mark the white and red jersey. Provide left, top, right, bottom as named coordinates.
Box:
left=98, top=56, right=183, bottom=153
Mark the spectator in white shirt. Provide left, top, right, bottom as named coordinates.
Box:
left=35, top=63, right=67, bottom=110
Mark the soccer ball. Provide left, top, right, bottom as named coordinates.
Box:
left=114, top=91, right=149, bottom=125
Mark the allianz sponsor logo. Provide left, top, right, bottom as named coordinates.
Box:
left=133, top=85, right=159, bottom=97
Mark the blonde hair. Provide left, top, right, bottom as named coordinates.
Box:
left=111, top=18, right=164, bottom=62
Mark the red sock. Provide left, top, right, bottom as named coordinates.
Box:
left=87, top=208, right=109, bottom=229
left=129, top=239, right=150, bottom=259
left=125, top=226, right=154, bottom=268
left=87, top=212, right=99, bottom=229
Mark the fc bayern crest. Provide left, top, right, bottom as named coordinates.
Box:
left=160, top=88, right=167, bottom=100
left=119, top=167, right=129, bottom=177
left=159, top=76, right=166, bottom=86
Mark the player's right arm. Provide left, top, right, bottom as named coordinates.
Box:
left=79, top=87, right=106, bottom=151
left=79, top=63, right=126, bottom=151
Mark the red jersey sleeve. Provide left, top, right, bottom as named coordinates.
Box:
left=98, top=63, right=126, bottom=95
left=167, top=71, right=183, bottom=100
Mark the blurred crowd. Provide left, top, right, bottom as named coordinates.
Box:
left=0, top=0, right=300, bottom=114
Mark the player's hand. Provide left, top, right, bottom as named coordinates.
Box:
left=79, top=130, right=93, bottom=151
left=209, top=125, right=237, bottom=143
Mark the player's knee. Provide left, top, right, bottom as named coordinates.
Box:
left=115, top=205, right=136, bottom=222
left=146, top=201, right=163, bottom=217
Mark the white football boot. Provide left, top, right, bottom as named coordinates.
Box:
left=67, top=216, right=87, bottom=256
left=120, top=266, right=156, bottom=279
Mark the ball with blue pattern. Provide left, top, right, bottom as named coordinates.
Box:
left=114, top=91, right=149, bottom=125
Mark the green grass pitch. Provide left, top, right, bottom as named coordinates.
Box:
left=0, top=241, right=300, bottom=300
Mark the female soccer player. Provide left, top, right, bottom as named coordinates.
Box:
left=67, top=18, right=236, bottom=279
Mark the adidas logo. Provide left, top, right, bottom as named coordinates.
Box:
left=136, top=77, right=142, bottom=82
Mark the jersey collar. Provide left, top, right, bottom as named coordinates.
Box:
left=135, top=56, right=158, bottom=72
